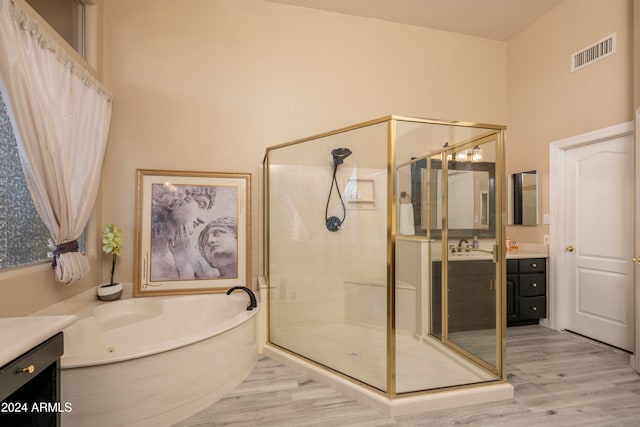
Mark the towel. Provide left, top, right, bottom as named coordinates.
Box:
left=399, top=203, right=415, bottom=235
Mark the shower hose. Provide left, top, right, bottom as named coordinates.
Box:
left=325, top=162, right=346, bottom=232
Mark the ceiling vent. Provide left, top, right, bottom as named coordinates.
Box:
left=571, top=33, right=616, bottom=72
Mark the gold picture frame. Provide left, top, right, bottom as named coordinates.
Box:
left=134, top=169, right=250, bottom=297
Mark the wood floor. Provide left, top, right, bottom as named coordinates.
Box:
left=175, top=326, right=640, bottom=426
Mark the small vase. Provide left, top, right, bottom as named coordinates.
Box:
left=97, top=282, right=123, bottom=301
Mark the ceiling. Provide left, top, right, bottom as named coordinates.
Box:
left=267, top=0, right=564, bottom=41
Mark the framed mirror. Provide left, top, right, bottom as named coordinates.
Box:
left=512, top=170, right=538, bottom=225
left=410, top=158, right=496, bottom=239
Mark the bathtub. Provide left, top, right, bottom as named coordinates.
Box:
left=55, top=289, right=258, bottom=427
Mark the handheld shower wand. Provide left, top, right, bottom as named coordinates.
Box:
left=325, top=148, right=352, bottom=232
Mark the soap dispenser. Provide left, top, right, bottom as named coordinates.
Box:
left=472, top=236, right=479, bottom=249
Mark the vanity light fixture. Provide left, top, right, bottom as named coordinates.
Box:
left=456, top=149, right=468, bottom=162
left=444, top=143, right=483, bottom=162
left=471, top=146, right=483, bottom=162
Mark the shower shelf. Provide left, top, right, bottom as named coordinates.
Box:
left=346, top=199, right=376, bottom=209
left=345, top=177, right=377, bottom=209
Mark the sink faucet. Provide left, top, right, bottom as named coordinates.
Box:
left=457, top=239, right=469, bottom=252
left=226, top=286, right=257, bottom=310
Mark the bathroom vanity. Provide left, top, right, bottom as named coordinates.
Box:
left=430, top=250, right=549, bottom=332
left=506, top=254, right=548, bottom=326
left=431, top=258, right=496, bottom=335
left=0, top=316, right=76, bottom=427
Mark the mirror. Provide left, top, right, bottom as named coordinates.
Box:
left=410, top=158, right=496, bottom=239
left=512, top=170, right=538, bottom=225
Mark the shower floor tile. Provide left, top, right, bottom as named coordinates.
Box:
left=270, top=321, right=496, bottom=392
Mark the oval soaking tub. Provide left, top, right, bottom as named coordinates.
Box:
left=59, top=291, right=258, bottom=427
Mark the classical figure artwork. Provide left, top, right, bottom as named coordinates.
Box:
left=134, top=170, right=250, bottom=296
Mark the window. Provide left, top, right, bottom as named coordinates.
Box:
left=0, top=0, right=89, bottom=271
left=0, top=92, right=52, bottom=269
left=25, top=0, right=86, bottom=57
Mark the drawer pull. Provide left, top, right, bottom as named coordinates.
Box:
left=20, top=364, right=35, bottom=374
left=530, top=306, right=538, bottom=311
left=530, top=283, right=537, bottom=288
left=531, top=263, right=537, bottom=268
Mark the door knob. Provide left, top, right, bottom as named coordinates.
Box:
left=566, top=245, right=575, bottom=252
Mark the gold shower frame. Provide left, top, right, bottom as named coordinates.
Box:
left=262, top=115, right=507, bottom=399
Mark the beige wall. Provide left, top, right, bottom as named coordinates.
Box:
left=506, top=0, right=634, bottom=244
left=99, top=0, right=508, bottom=291
left=3, top=0, right=634, bottom=316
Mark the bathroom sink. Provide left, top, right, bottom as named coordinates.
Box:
left=448, top=250, right=493, bottom=261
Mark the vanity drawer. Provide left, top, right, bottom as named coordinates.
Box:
left=0, top=333, right=63, bottom=402
left=518, top=258, right=545, bottom=274
left=518, top=296, right=546, bottom=319
left=518, top=273, right=546, bottom=297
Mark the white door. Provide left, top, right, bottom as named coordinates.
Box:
left=563, top=133, right=634, bottom=351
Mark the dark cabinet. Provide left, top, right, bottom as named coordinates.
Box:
left=0, top=333, right=63, bottom=427
left=448, top=260, right=496, bottom=332
left=432, top=260, right=497, bottom=335
left=507, top=258, right=547, bottom=326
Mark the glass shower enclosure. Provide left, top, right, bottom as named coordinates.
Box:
left=263, top=115, right=506, bottom=400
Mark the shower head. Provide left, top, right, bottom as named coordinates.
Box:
left=331, top=147, right=352, bottom=166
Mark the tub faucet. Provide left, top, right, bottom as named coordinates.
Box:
left=226, top=286, right=257, bottom=311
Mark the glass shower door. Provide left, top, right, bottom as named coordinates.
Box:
left=444, top=135, right=499, bottom=370
left=394, top=120, right=503, bottom=393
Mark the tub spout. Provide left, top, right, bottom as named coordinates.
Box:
left=226, top=286, right=257, bottom=311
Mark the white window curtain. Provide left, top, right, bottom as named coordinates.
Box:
left=0, top=0, right=112, bottom=284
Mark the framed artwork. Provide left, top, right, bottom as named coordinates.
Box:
left=134, top=169, right=251, bottom=296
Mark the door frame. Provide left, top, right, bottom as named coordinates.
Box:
left=549, top=121, right=636, bottom=367
left=636, top=110, right=640, bottom=372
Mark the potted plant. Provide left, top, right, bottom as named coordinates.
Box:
left=97, top=223, right=124, bottom=301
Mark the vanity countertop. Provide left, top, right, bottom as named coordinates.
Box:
left=506, top=250, right=549, bottom=259
left=446, top=250, right=549, bottom=261
left=0, top=315, right=77, bottom=367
